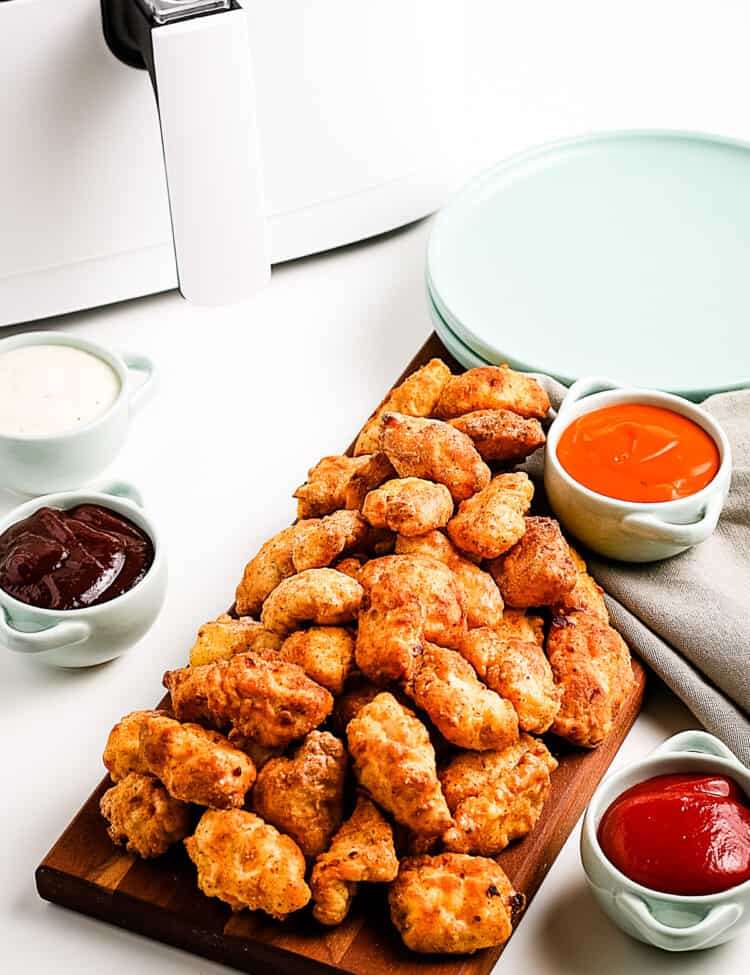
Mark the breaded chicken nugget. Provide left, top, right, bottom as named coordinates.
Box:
left=388, top=853, right=524, bottom=954
left=185, top=809, right=311, bottom=919
left=346, top=692, right=452, bottom=839
left=311, top=795, right=398, bottom=925
left=440, top=735, right=557, bottom=856
left=460, top=628, right=560, bottom=734
left=235, top=525, right=300, bottom=617
left=261, top=568, right=363, bottom=635
left=100, top=773, right=193, bottom=859
left=354, top=358, right=452, bottom=456
left=448, top=409, right=546, bottom=463
left=279, top=626, right=355, bottom=695
left=189, top=614, right=282, bottom=668
left=293, top=453, right=394, bottom=518
left=434, top=364, right=550, bottom=420
left=164, top=652, right=333, bottom=747
left=447, top=472, right=534, bottom=560
left=547, top=612, right=634, bottom=748
left=332, top=556, right=364, bottom=581
left=407, top=643, right=519, bottom=752
left=488, top=516, right=576, bottom=608
left=252, top=731, right=347, bottom=860
left=493, top=608, right=545, bottom=646
left=226, top=733, right=284, bottom=770
left=380, top=413, right=490, bottom=502
left=331, top=678, right=385, bottom=736
left=395, top=531, right=504, bottom=630
left=291, top=509, right=370, bottom=572
left=103, top=709, right=166, bottom=782
left=355, top=555, right=466, bottom=684
left=139, top=713, right=256, bottom=809
left=362, top=477, right=454, bottom=537
left=552, top=546, right=608, bottom=621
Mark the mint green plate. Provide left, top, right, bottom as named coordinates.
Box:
left=427, top=131, right=750, bottom=400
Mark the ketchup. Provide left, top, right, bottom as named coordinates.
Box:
left=0, top=504, right=154, bottom=610
left=557, top=403, right=720, bottom=503
left=598, top=773, right=750, bottom=895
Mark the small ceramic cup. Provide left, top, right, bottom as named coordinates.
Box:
left=0, top=330, right=156, bottom=495
left=544, top=377, right=732, bottom=562
left=581, top=730, right=750, bottom=951
left=0, top=482, right=167, bottom=667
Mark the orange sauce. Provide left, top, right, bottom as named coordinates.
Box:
left=556, top=403, right=719, bottom=503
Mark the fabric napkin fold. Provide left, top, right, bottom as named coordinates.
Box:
left=532, top=379, right=750, bottom=767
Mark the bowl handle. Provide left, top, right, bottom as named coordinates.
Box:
left=614, top=891, right=741, bottom=951
left=620, top=493, right=724, bottom=547
left=649, top=730, right=740, bottom=764
left=0, top=611, right=90, bottom=656
left=554, top=376, right=625, bottom=419
left=123, top=353, right=157, bottom=416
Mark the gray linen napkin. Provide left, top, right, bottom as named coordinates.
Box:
left=532, top=379, right=750, bottom=767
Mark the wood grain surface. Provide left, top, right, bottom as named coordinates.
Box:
left=36, top=333, right=647, bottom=975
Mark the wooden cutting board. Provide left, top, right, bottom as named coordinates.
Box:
left=36, top=333, right=647, bottom=975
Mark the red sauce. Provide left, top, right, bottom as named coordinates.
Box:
left=0, top=504, right=154, bottom=610
left=557, top=403, right=720, bottom=503
left=598, top=773, right=750, bottom=895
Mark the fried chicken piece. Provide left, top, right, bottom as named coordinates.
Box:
left=235, top=525, right=299, bottom=617
left=389, top=853, right=524, bottom=954
left=460, top=628, right=560, bottom=734
left=294, top=453, right=394, bottom=518
left=395, top=530, right=504, bottom=629
left=252, top=731, right=347, bottom=860
left=291, top=509, right=371, bottom=572
left=226, top=732, right=284, bottom=770
left=333, top=556, right=364, bottom=581
left=261, top=568, right=363, bottom=636
left=185, top=809, right=311, bottom=919
left=346, top=692, right=452, bottom=838
left=552, top=546, right=608, bottom=621
left=447, top=472, right=534, bottom=560
left=355, top=554, right=466, bottom=684
left=311, top=796, right=398, bottom=925
left=448, top=409, right=546, bottom=463
left=362, top=477, right=454, bottom=537
left=139, top=713, right=256, bottom=809
left=354, top=358, right=452, bottom=456
left=379, top=413, right=490, bottom=502
left=493, top=608, right=545, bottom=646
left=189, top=614, right=283, bottom=668
left=164, top=652, right=333, bottom=747
left=100, top=773, right=193, bottom=859
left=434, top=364, right=550, bottom=420
left=279, top=626, right=355, bottom=696
left=332, top=678, right=384, bottom=736
left=440, top=735, right=558, bottom=855
left=103, top=709, right=166, bottom=782
left=488, top=516, right=576, bottom=608
left=407, top=643, right=519, bottom=752
left=547, top=611, right=634, bottom=748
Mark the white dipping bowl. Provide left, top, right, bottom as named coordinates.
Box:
left=544, top=377, right=731, bottom=562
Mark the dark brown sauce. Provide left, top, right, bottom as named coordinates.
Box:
left=0, top=504, right=154, bottom=610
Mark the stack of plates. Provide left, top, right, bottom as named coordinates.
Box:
left=426, top=131, right=750, bottom=401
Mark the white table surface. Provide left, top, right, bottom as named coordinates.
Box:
left=1, top=216, right=747, bottom=975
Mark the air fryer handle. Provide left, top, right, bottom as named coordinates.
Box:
left=102, top=0, right=270, bottom=306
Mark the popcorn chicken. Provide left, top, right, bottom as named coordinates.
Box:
left=311, top=795, right=398, bottom=925
left=489, top=516, right=576, bottom=608
left=291, top=509, right=370, bottom=572
left=100, top=773, right=192, bottom=859
left=440, top=735, right=558, bottom=856
left=294, top=453, right=394, bottom=518
left=235, top=525, right=300, bottom=617
left=388, top=853, right=524, bottom=954
left=103, top=709, right=165, bottom=782
left=346, top=692, right=452, bottom=839
left=279, top=626, right=355, bottom=695
left=354, top=357, right=452, bottom=455
left=552, top=545, right=608, bottom=621
left=261, top=568, right=363, bottom=635
left=331, top=677, right=385, bottom=736
left=434, top=364, right=550, bottom=420
left=493, top=608, right=545, bottom=646
left=189, top=614, right=282, bottom=668
left=185, top=809, right=311, bottom=919
left=447, top=472, right=534, bottom=559
left=379, top=413, right=490, bottom=502
left=332, top=556, right=364, bottom=581
left=448, top=409, right=545, bottom=463
left=362, top=477, right=453, bottom=537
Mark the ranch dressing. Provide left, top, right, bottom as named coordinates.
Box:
left=0, top=344, right=121, bottom=437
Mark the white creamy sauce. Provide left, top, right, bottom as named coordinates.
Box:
left=0, top=344, right=121, bottom=437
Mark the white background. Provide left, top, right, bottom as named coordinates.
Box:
left=3, top=2, right=750, bottom=973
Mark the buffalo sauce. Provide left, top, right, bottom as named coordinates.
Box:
left=0, top=504, right=153, bottom=610
left=598, top=773, right=750, bottom=895
left=556, top=403, right=720, bottom=503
